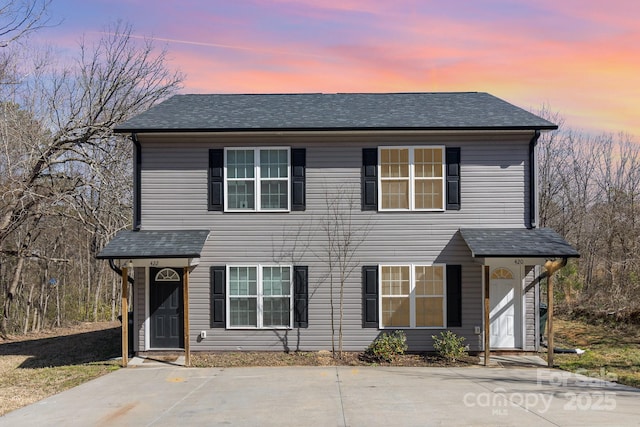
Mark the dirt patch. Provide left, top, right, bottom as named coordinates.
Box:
left=191, top=351, right=477, bottom=368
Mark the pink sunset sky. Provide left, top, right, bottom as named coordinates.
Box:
left=36, top=0, right=639, bottom=136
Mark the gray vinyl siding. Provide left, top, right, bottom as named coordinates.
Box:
left=133, top=267, right=146, bottom=352
left=523, top=266, right=537, bottom=351
left=135, top=131, right=534, bottom=352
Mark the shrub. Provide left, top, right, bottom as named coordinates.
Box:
left=365, top=330, right=408, bottom=363
left=432, top=331, right=468, bottom=362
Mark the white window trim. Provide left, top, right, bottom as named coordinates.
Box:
left=224, top=147, right=291, bottom=212
left=377, top=145, right=446, bottom=212
left=378, top=263, right=447, bottom=329
left=226, top=264, right=293, bottom=329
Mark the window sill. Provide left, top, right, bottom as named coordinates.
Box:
left=226, top=327, right=293, bottom=330
left=377, top=209, right=446, bottom=213
left=379, top=326, right=447, bottom=330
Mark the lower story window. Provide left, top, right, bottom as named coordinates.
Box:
left=380, top=264, right=445, bottom=328
left=228, top=265, right=292, bottom=328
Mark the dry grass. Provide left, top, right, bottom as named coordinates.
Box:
left=554, top=318, right=640, bottom=388
left=0, top=322, right=121, bottom=416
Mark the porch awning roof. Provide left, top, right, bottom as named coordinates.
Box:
left=96, top=230, right=210, bottom=259
left=459, top=228, right=579, bottom=258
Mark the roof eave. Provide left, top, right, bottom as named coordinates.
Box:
left=96, top=253, right=202, bottom=260
left=472, top=253, right=580, bottom=258
left=114, top=125, right=559, bottom=134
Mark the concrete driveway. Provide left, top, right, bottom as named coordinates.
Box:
left=1, top=364, right=638, bottom=426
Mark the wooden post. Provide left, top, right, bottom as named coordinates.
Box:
left=183, top=266, right=190, bottom=367
left=121, top=266, right=128, bottom=368
left=484, top=265, right=490, bottom=366
left=547, top=270, right=554, bottom=368
left=543, top=258, right=566, bottom=368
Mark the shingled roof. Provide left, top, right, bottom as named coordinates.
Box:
left=96, top=230, right=210, bottom=259
left=459, top=228, right=579, bottom=258
left=115, top=92, right=557, bottom=133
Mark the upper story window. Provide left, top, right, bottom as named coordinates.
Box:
left=378, top=146, right=445, bottom=211
left=225, top=148, right=290, bottom=211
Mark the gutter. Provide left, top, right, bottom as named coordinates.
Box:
left=132, top=133, right=142, bottom=231
left=108, top=259, right=134, bottom=285
left=113, top=125, right=559, bottom=134
left=529, top=130, right=541, bottom=229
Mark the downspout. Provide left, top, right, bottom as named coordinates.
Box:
left=529, top=130, right=541, bottom=229
left=132, top=133, right=142, bottom=231
left=109, top=259, right=134, bottom=285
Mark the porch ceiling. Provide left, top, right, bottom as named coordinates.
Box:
left=96, top=230, right=210, bottom=259
left=459, top=228, right=579, bottom=259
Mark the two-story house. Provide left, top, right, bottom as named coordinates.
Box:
left=97, top=92, right=579, bottom=365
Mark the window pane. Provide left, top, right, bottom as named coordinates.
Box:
left=382, top=297, right=410, bottom=327
left=260, top=149, right=288, bottom=178
left=416, top=297, right=444, bottom=327
left=381, top=266, right=410, bottom=295
left=415, top=266, right=444, bottom=295
left=415, top=179, right=443, bottom=210
left=230, top=297, right=257, bottom=326
left=263, top=267, right=291, bottom=296
left=261, top=181, right=288, bottom=209
left=381, top=180, right=409, bottom=209
left=415, top=148, right=443, bottom=178
left=380, top=148, right=409, bottom=178
left=228, top=181, right=255, bottom=209
left=263, top=297, right=290, bottom=327
left=227, top=150, right=255, bottom=179
left=229, top=267, right=257, bottom=295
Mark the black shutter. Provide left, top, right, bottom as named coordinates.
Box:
left=446, top=147, right=461, bottom=210
left=293, top=266, right=308, bottom=328
left=446, top=264, right=462, bottom=327
left=291, top=149, right=306, bottom=211
left=208, top=149, right=224, bottom=211
left=210, top=266, right=226, bottom=328
left=362, top=265, right=379, bottom=328
left=362, top=149, right=378, bottom=211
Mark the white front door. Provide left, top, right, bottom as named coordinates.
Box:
left=489, top=267, right=520, bottom=348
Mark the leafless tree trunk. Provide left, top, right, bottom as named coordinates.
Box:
left=321, top=185, right=370, bottom=357
left=23, top=281, right=34, bottom=334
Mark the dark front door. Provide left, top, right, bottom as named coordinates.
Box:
left=150, top=267, right=184, bottom=349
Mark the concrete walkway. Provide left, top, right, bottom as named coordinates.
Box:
left=1, top=364, right=638, bottom=426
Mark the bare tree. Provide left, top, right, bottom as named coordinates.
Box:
left=537, top=106, right=640, bottom=317
left=0, top=0, right=51, bottom=48
left=0, top=21, right=183, bottom=337
left=321, top=185, right=370, bottom=357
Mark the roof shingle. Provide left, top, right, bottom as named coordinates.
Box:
left=460, top=228, right=579, bottom=258
left=115, top=92, right=557, bottom=133
left=96, top=230, right=210, bottom=259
